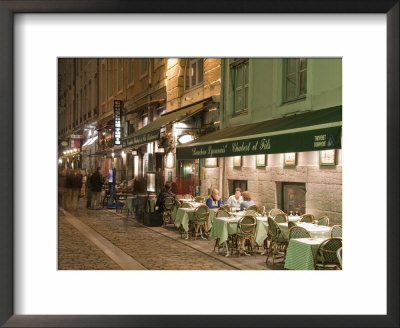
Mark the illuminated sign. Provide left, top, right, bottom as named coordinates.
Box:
left=114, top=100, right=123, bottom=145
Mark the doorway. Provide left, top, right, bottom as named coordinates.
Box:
left=282, top=182, right=306, bottom=215
left=177, top=159, right=199, bottom=196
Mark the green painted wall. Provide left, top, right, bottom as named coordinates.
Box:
left=221, top=58, right=342, bottom=128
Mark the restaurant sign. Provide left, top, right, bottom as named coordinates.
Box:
left=176, top=126, right=341, bottom=160
left=114, top=100, right=123, bottom=146
left=123, top=129, right=160, bottom=147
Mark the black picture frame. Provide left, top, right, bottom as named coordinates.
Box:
left=0, top=1, right=398, bottom=327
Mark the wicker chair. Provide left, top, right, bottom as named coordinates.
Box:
left=314, top=238, right=342, bottom=270
left=337, top=247, right=342, bottom=269
left=219, top=204, right=231, bottom=212
left=191, top=205, right=210, bottom=240
left=236, top=215, right=257, bottom=257
left=316, top=216, right=330, bottom=226
left=162, top=196, right=176, bottom=225
left=258, top=205, right=266, bottom=216
left=288, top=226, right=311, bottom=239
left=213, top=209, right=231, bottom=252
left=330, top=225, right=342, bottom=238
left=246, top=204, right=259, bottom=212
left=299, top=213, right=314, bottom=223
left=274, top=213, right=287, bottom=223
left=288, top=221, right=297, bottom=230
left=183, top=194, right=193, bottom=200
left=181, top=202, right=194, bottom=209
left=194, top=196, right=205, bottom=203
left=268, top=208, right=283, bottom=218
left=245, top=209, right=261, bottom=217
left=266, top=217, right=288, bottom=265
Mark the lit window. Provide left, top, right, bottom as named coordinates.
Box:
left=283, top=58, right=307, bottom=102
left=184, top=58, right=204, bottom=90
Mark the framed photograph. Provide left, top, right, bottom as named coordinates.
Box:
left=2, top=1, right=398, bottom=327
left=284, top=152, right=296, bottom=166
left=233, top=156, right=242, bottom=167
left=256, top=154, right=266, bottom=167
left=320, top=149, right=336, bottom=166
left=165, top=152, right=175, bottom=169
left=204, top=157, right=218, bottom=168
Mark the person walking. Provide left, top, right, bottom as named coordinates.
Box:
left=71, top=169, right=83, bottom=211
left=58, top=168, right=67, bottom=209
left=90, top=167, right=104, bottom=210
left=65, top=168, right=74, bottom=209
left=86, top=169, right=92, bottom=209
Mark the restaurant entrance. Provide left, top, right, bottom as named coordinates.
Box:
left=176, top=159, right=199, bottom=196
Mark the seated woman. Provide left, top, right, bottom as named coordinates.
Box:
left=240, top=191, right=255, bottom=211
left=206, top=188, right=223, bottom=209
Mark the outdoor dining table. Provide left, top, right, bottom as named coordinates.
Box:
left=284, top=237, right=328, bottom=270
left=173, top=206, right=215, bottom=234
left=279, top=222, right=331, bottom=239
left=171, top=202, right=204, bottom=222
left=209, top=215, right=269, bottom=252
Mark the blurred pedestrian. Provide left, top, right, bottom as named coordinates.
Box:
left=90, top=167, right=103, bottom=209
left=65, top=168, right=73, bottom=209
left=71, top=169, right=83, bottom=211
left=156, top=182, right=176, bottom=212
left=58, top=168, right=67, bottom=208
left=86, top=169, right=92, bottom=209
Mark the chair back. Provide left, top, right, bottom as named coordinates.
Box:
left=246, top=204, right=259, bottom=212
left=164, top=196, right=176, bottom=211
left=337, top=247, right=342, bottom=269
left=237, top=215, right=257, bottom=235
left=181, top=202, right=194, bottom=209
left=267, top=217, right=280, bottom=238
left=258, top=205, right=266, bottom=216
left=268, top=208, right=283, bottom=218
left=174, top=199, right=182, bottom=208
left=317, top=216, right=330, bottom=226
left=274, top=213, right=287, bottom=223
left=300, top=213, right=314, bottom=223
left=183, top=194, right=193, bottom=200
left=219, top=204, right=231, bottom=212
left=216, top=209, right=230, bottom=218
left=194, top=205, right=210, bottom=222
left=330, top=225, right=342, bottom=238
left=194, top=196, right=205, bottom=203
left=245, top=209, right=261, bottom=217
left=315, top=238, right=342, bottom=268
left=288, top=226, right=311, bottom=239
left=288, top=221, right=297, bottom=229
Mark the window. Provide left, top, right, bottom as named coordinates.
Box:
left=127, top=59, right=134, bottom=85
left=184, top=58, right=204, bottom=90
left=283, top=58, right=307, bottom=102
left=154, top=58, right=164, bottom=69
left=101, top=63, right=106, bottom=102
left=232, top=59, right=249, bottom=113
left=142, top=115, right=148, bottom=128
left=108, top=59, right=114, bottom=98
left=139, top=59, right=148, bottom=78
left=117, top=59, right=123, bottom=92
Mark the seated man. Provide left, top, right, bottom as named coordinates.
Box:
left=156, top=182, right=176, bottom=212
left=206, top=188, right=223, bottom=209
left=226, top=187, right=243, bottom=208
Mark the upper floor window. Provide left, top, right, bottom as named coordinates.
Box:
left=117, top=59, right=123, bottom=92
left=154, top=58, right=164, bottom=70
left=184, top=58, right=203, bottom=91
left=231, top=59, right=249, bottom=114
left=139, top=59, right=148, bottom=79
left=101, top=63, right=106, bottom=102
left=127, top=59, right=134, bottom=85
left=142, top=114, right=148, bottom=128
left=283, top=58, right=307, bottom=102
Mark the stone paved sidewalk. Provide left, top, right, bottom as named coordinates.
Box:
left=59, top=199, right=284, bottom=270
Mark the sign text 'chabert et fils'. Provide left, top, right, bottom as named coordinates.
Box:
left=191, top=137, right=271, bottom=157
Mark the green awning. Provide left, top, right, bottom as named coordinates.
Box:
left=122, top=98, right=213, bottom=147
left=176, top=106, right=342, bottom=160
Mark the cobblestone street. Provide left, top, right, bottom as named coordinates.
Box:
left=58, top=199, right=283, bottom=270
